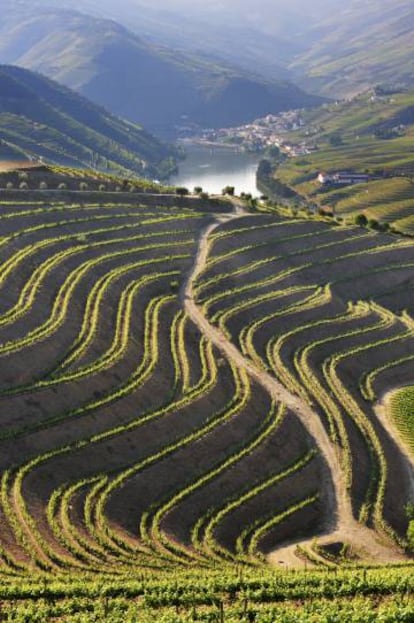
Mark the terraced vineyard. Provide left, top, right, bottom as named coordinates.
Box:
left=315, top=178, right=414, bottom=235
left=0, top=194, right=413, bottom=618
left=266, top=90, right=414, bottom=234
left=193, top=211, right=414, bottom=555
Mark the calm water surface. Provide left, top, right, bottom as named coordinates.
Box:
left=171, top=144, right=260, bottom=196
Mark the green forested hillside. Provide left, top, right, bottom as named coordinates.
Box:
left=0, top=65, right=178, bottom=178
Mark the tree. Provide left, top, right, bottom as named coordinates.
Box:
left=175, top=187, right=189, bottom=196
left=329, top=133, right=343, bottom=147
left=257, top=159, right=272, bottom=177
left=354, top=213, right=368, bottom=227
left=222, top=185, right=235, bottom=196
left=193, top=186, right=203, bottom=195
left=265, top=145, right=280, bottom=159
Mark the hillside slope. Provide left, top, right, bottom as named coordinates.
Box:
left=289, top=0, right=414, bottom=97
left=265, top=89, right=414, bottom=233
left=11, top=0, right=413, bottom=100
left=0, top=194, right=411, bottom=578
left=0, top=65, right=177, bottom=178
left=0, top=5, right=323, bottom=135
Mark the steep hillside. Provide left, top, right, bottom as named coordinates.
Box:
left=0, top=0, right=314, bottom=81
left=0, top=65, right=177, bottom=178
left=290, top=0, right=414, bottom=97
left=264, top=89, right=414, bottom=233
left=10, top=0, right=413, bottom=100
left=0, top=193, right=412, bottom=582
left=0, top=4, right=323, bottom=136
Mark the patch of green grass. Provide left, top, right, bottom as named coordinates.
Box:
left=388, top=387, right=414, bottom=454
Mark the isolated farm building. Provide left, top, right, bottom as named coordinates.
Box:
left=317, top=172, right=332, bottom=184
left=318, top=171, right=370, bottom=185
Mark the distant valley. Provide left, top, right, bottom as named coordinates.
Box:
left=0, top=3, right=322, bottom=137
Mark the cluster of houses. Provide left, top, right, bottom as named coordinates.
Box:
left=317, top=172, right=370, bottom=186
left=177, top=110, right=313, bottom=154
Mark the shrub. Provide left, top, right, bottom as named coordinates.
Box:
left=407, top=515, right=414, bottom=552
left=368, top=218, right=380, bottom=230
left=378, top=222, right=390, bottom=232
left=408, top=522, right=414, bottom=545
left=319, top=208, right=334, bottom=217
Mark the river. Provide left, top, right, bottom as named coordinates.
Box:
left=170, top=144, right=261, bottom=196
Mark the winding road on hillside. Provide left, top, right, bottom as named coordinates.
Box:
left=182, top=204, right=410, bottom=566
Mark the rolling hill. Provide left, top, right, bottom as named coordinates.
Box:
left=0, top=64, right=178, bottom=178
left=0, top=3, right=323, bottom=136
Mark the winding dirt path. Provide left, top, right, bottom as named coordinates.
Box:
left=182, top=208, right=407, bottom=566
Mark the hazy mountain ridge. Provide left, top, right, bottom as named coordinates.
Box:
left=0, top=3, right=323, bottom=136
left=0, top=64, right=178, bottom=177
left=22, top=0, right=414, bottom=99
left=290, top=0, right=414, bottom=96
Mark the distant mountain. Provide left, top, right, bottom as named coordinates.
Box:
left=0, top=65, right=178, bottom=178
left=0, top=0, right=311, bottom=81
left=289, top=0, right=414, bottom=97
left=0, top=4, right=323, bottom=136
left=21, top=0, right=412, bottom=100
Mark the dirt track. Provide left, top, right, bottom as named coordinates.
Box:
left=182, top=207, right=408, bottom=565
